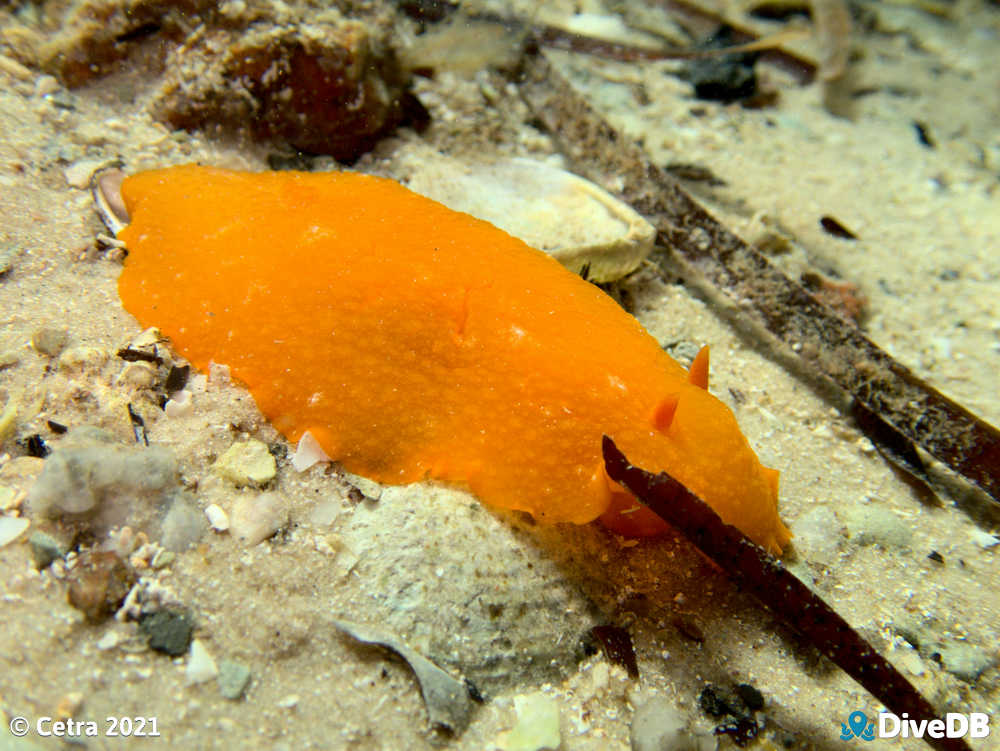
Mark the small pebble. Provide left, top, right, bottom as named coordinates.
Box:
left=218, top=660, right=252, bottom=700
left=160, top=497, right=206, bottom=552
left=139, top=608, right=194, bottom=656
left=63, top=159, right=109, bottom=189
left=277, top=694, right=300, bottom=709
left=308, top=499, right=340, bottom=527
left=0, top=515, right=30, bottom=547
left=969, top=529, right=999, bottom=549
left=499, top=692, right=561, bottom=751
left=186, top=639, right=219, bottom=685
left=230, top=492, right=287, bottom=546
left=27, top=442, right=177, bottom=516
left=205, top=503, right=230, bottom=531
left=58, top=345, right=109, bottom=374
left=66, top=551, right=135, bottom=623
left=631, top=696, right=711, bottom=751
left=96, top=631, right=122, bottom=651
left=35, top=74, right=60, bottom=96
left=151, top=549, right=175, bottom=569
left=164, top=389, right=193, bottom=418
left=342, top=470, right=382, bottom=501
left=56, top=692, right=84, bottom=718
left=116, top=361, right=157, bottom=389
left=213, top=439, right=277, bottom=487
left=28, top=530, right=65, bottom=568
left=31, top=326, right=69, bottom=357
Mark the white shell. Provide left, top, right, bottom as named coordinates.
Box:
left=403, top=155, right=656, bottom=282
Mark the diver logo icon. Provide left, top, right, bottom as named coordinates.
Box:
left=841, top=711, right=876, bottom=741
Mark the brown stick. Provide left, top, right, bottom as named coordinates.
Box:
left=602, top=435, right=973, bottom=751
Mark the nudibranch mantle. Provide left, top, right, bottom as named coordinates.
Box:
left=116, top=165, right=791, bottom=554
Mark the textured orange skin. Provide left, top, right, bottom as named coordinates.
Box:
left=117, top=165, right=791, bottom=553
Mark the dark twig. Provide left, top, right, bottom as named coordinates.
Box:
left=602, top=435, right=972, bottom=751
left=516, top=53, right=1000, bottom=507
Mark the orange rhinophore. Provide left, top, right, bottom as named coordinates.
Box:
left=117, top=165, right=791, bottom=553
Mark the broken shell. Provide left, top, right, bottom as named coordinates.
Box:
left=92, top=166, right=130, bottom=234
left=402, top=155, right=656, bottom=282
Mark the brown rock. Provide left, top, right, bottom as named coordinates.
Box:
left=66, top=550, right=135, bottom=623
left=151, top=21, right=411, bottom=161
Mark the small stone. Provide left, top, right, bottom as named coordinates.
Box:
left=630, top=696, right=711, bottom=751
left=139, top=608, right=194, bottom=656
left=160, top=497, right=206, bottom=552
left=499, top=692, right=561, bottom=751
left=66, top=551, right=135, bottom=623
left=0, top=515, right=30, bottom=548
left=970, top=529, right=999, bottom=549
left=204, top=503, right=230, bottom=531
left=57, top=345, right=109, bottom=374
left=230, top=492, right=287, bottom=546
left=164, top=389, right=193, bottom=418
left=63, top=159, right=109, bottom=189
left=342, top=471, right=383, bottom=501
left=213, top=439, right=277, bottom=487
left=218, top=660, right=252, bottom=700
left=28, top=530, right=65, bottom=568
left=31, top=327, right=69, bottom=356
left=35, top=75, right=60, bottom=96
left=27, top=443, right=178, bottom=517
left=96, top=631, right=122, bottom=651
left=116, top=361, right=157, bottom=389
left=277, top=694, right=300, bottom=709
left=308, top=498, right=340, bottom=527
left=55, top=692, right=84, bottom=719
left=939, top=643, right=996, bottom=684
left=186, top=639, right=219, bottom=685
left=151, top=549, right=175, bottom=569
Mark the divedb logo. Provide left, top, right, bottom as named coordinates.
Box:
left=840, top=710, right=991, bottom=741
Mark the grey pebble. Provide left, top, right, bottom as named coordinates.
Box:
left=160, top=496, right=206, bottom=552
left=139, top=608, right=194, bottom=656
left=217, top=660, right=252, bottom=700
left=31, top=326, right=69, bottom=357
left=27, top=442, right=177, bottom=517
left=630, top=697, right=714, bottom=751
left=27, top=530, right=65, bottom=569
left=844, top=506, right=912, bottom=549
left=939, top=643, right=996, bottom=684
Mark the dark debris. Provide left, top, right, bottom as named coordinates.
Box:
left=602, top=436, right=973, bottom=751
left=590, top=624, right=639, bottom=679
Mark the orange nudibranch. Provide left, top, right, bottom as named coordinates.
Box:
left=116, top=165, right=791, bottom=554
